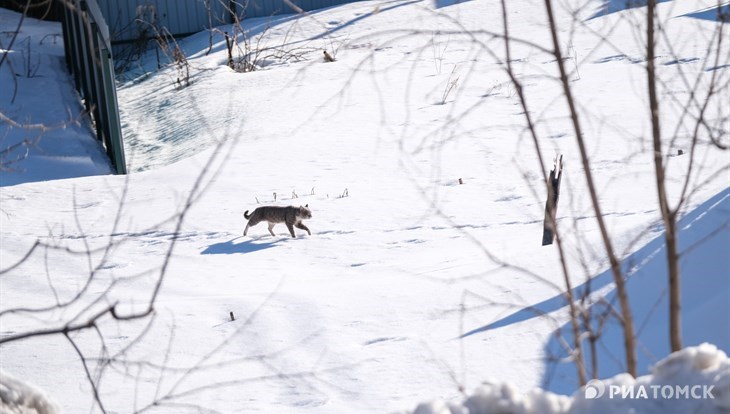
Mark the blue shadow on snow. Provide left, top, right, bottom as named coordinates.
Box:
left=434, top=0, right=473, bottom=9
left=202, top=237, right=280, bottom=255
left=542, top=188, right=730, bottom=394
left=681, top=4, right=730, bottom=23
left=460, top=188, right=730, bottom=395
left=588, top=0, right=671, bottom=20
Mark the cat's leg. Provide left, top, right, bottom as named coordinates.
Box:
left=286, top=222, right=296, bottom=238
left=295, top=222, right=311, bottom=236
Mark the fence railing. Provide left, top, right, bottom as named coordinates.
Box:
left=59, top=0, right=126, bottom=174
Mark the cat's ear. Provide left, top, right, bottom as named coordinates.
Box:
left=305, top=204, right=308, bottom=208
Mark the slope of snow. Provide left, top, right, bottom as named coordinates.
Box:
left=542, top=188, right=730, bottom=394
left=0, top=0, right=728, bottom=413
left=0, top=11, right=111, bottom=186
left=453, top=186, right=730, bottom=393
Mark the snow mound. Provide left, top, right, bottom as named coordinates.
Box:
left=407, top=343, right=730, bottom=414
left=406, top=383, right=570, bottom=414
left=0, top=371, right=59, bottom=414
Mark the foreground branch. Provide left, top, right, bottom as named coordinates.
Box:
left=646, top=0, right=682, bottom=352
left=543, top=0, right=637, bottom=377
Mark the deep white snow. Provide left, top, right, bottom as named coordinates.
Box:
left=1, top=0, right=728, bottom=413
left=408, top=343, right=730, bottom=414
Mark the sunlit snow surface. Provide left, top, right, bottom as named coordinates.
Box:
left=0, top=0, right=728, bottom=413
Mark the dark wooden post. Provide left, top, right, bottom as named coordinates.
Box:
left=542, top=154, right=563, bottom=245
left=224, top=32, right=233, bottom=68
left=228, top=0, right=237, bottom=23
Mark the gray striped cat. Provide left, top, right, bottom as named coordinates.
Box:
left=243, top=205, right=312, bottom=238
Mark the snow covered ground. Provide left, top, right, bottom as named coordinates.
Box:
left=0, top=8, right=111, bottom=186
left=1, top=0, right=728, bottom=413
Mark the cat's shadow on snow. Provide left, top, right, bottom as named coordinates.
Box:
left=201, top=237, right=281, bottom=255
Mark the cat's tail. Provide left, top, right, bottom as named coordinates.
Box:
left=244, top=210, right=251, bottom=219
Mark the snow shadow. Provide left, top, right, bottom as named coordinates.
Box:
left=460, top=257, right=621, bottom=338
left=588, top=0, right=671, bottom=20
left=680, top=4, right=730, bottom=22
left=706, top=64, right=730, bottom=72
left=434, top=0, right=473, bottom=9
left=542, top=188, right=730, bottom=394
left=201, top=237, right=281, bottom=254
left=459, top=188, right=730, bottom=394
left=306, top=0, right=423, bottom=41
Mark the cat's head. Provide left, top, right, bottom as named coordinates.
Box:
left=299, top=204, right=312, bottom=218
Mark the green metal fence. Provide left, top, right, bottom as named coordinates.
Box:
left=59, top=0, right=126, bottom=174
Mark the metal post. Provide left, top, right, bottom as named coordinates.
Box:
left=89, top=23, right=111, bottom=152
left=59, top=2, right=73, bottom=72
left=99, top=47, right=127, bottom=174
left=79, top=1, right=106, bottom=146
left=66, top=2, right=83, bottom=91
left=79, top=4, right=97, bottom=121
left=59, top=0, right=127, bottom=174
